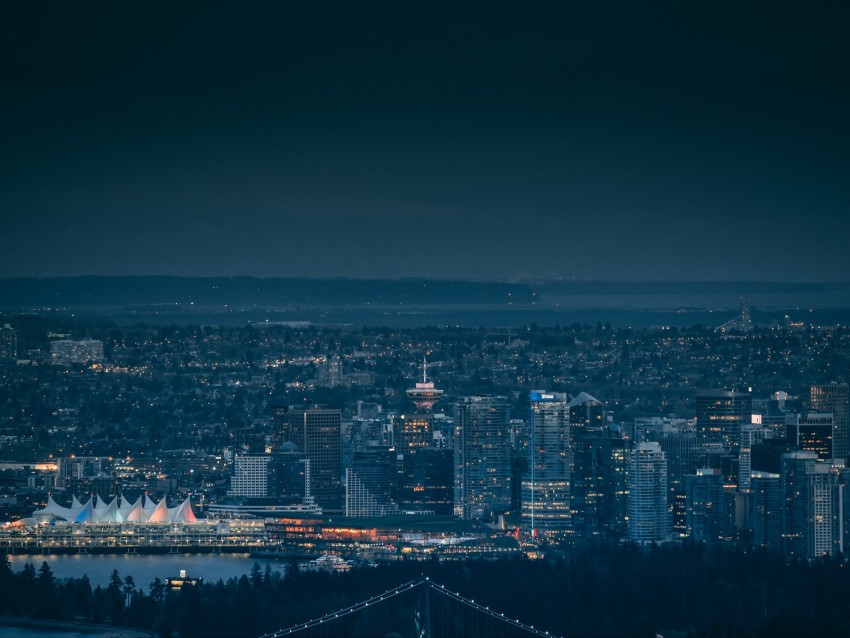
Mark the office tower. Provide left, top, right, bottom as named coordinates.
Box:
left=397, top=447, right=454, bottom=515
left=396, top=413, right=433, bottom=450
left=267, top=446, right=311, bottom=503
left=696, top=389, right=752, bottom=448
left=568, top=392, right=606, bottom=538
left=781, top=451, right=818, bottom=558
left=285, top=407, right=342, bottom=512
left=786, top=412, right=834, bottom=463
left=345, top=448, right=400, bottom=517
left=228, top=455, right=272, bottom=498
left=685, top=468, right=736, bottom=543
left=660, top=429, right=698, bottom=538
left=809, top=384, right=849, bottom=465
left=753, top=392, right=797, bottom=436
left=627, top=442, right=669, bottom=543
left=601, top=430, right=629, bottom=539
left=522, top=391, right=570, bottom=535
left=739, top=424, right=773, bottom=490
left=0, top=324, right=16, bottom=360
left=453, top=396, right=511, bottom=520
left=750, top=471, right=782, bottom=551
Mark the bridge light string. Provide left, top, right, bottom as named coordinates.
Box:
left=259, top=579, right=420, bottom=637
left=259, top=577, right=562, bottom=638
left=425, top=579, right=562, bottom=638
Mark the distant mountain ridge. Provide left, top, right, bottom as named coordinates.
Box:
left=1, top=277, right=848, bottom=310
left=0, top=276, right=537, bottom=307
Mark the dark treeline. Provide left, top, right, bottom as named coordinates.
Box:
left=3, top=544, right=850, bottom=638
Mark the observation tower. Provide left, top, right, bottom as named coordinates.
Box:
left=406, top=357, right=443, bottom=412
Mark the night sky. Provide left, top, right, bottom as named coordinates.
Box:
left=1, top=2, right=848, bottom=281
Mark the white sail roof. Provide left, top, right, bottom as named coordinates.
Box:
left=27, top=494, right=197, bottom=525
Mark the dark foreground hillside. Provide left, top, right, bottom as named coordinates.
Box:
left=3, top=544, right=849, bottom=638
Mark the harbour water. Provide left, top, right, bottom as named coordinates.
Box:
left=8, top=553, right=286, bottom=590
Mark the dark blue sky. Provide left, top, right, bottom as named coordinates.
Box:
left=1, top=2, right=848, bottom=281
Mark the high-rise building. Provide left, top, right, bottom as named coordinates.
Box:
left=750, top=470, right=782, bottom=551
left=568, top=392, right=606, bottom=538
left=522, top=391, right=570, bottom=535
left=345, top=448, right=400, bottom=517
left=660, top=429, right=698, bottom=538
left=285, top=407, right=342, bottom=512
left=228, top=455, right=272, bottom=499
left=739, top=424, right=773, bottom=490
left=786, top=412, right=834, bottom=463
left=601, top=430, right=630, bottom=539
left=685, top=468, right=736, bottom=543
left=396, top=447, right=454, bottom=515
left=453, top=396, right=511, bottom=520
left=395, top=413, right=433, bottom=450
left=0, top=324, right=16, bottom=361
left=780, top=450, right=818, bottom=558
left=627, top=442, right=669, bottom=543
left=696, top=389, right=752, bottom=449
left=809, top=384, right=849, bottom=465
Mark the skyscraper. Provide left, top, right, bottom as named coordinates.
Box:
left=568, top=392, right=606, bottom=538
left=786, top=412, right=834, bottom=463
left=522, top=391, right=570, bottom=535
left=345, top=448, right=400, bottom=517
left=809, top=383, right=849, bottom=465
left=453, top=396, right=511, bottom=520
left=285, top=407, right=342, bottom=512
left=696, top=389, right=752, bottom=449
left=627, top=442, right=669, bottom=543
left=397, top=447, right=454, bottom=515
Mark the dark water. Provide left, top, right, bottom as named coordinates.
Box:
left=8, top=553, right=285, bottom=590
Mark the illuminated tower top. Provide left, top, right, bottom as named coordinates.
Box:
left=406, top=357, right=443, bottom=412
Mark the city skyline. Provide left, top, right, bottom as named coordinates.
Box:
left=1, top=2, right=848, bottom=282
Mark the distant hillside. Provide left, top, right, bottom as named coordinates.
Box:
left=0, top=276, right=537, bottom=307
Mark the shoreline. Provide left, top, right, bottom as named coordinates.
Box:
left=0, top=615, right=154, bottom=637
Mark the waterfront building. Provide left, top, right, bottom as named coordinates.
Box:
left=228, top=455, right=272, bottom=498
left=345, top=448, right=400, bottom=517
left=285, top=407, right=342, bottom=512
left=696, top=389, right=752, bottom=449
left=627, top=442, right=669, bottom=543
left=397, top=447, right=454, bottom=515
left=809, top=383, right=849, bottom=465
left=522, top=392, right=570, bottom=535
left=453, top=396, right=511, bottom=520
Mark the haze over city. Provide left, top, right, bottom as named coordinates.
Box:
left=2, top=1, right=848, bottom=281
